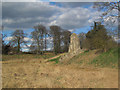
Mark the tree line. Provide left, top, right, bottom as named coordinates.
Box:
left=2, top=22, right=117, bottom=55
left=2, top=25, right=71, bottom=55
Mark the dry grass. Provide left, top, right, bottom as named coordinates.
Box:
left=2, top=53, right=56, bottom=62
left=64, top=50, right=98, bottom=65
left=1, top=54, right=118, bottom=88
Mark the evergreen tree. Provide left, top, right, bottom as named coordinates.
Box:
left=86, top=22, right=112, bottom=52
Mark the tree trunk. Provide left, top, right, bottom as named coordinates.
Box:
left=37, top=41, right=40, bottom=54
left=45, top=33, right=47, bottom=52
left=17, top=38, right=20, bottom=53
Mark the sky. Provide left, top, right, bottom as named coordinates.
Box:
left=2, top=1, right=119, bottom=51
left=49, top=0, right=119, bottom=1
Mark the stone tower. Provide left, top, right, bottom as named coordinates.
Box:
left=68, top=33, right=80, bottom=53
left=59, top=33, right=82, bottom=62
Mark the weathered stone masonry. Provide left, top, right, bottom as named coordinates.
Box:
left=59, top=33, right=82, bottom=62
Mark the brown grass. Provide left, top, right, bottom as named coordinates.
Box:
left=1, top=53, right=118, bottom=88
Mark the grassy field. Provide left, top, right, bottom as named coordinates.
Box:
left=2, top=53, right=56, bottom=61
left=1, top=49, right=118, bottom=88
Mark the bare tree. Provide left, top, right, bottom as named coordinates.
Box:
left=93, top=2, right=119, bottom=19
left=44, top=29, right=48, bottom=52
left=62, top=30, right=71, bottom=52
left=93, top=2, right=119, bottom=38
left=78, top=32, right=86, bottom=49
left=50, top=25, right=62, bottom=54
left=31, top=24, right=47, bottom=54
left=10, top=30, right=27, bottom=53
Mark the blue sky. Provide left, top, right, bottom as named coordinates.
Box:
left=2, top=2, right=118, bottom=51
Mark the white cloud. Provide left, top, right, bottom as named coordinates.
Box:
left=68, top=29, right=74, bottom=32
left=46, top=37, right=53, bottom=41
left=22, top=48, right=29, bottom=52
left=4, top=36, right=13, bottom=41
left=2, top=2, right=61, bottom=30
left=22, top=44, right=31, bottom=48
left=113, top=36, right=120, bottom=43
left=56, top=7, right=90, bottom=29
left=46, top=48, right=51, bottom=51
left=4, top=2, right=116, bottom=31
left=50, top=7, right=102, bottom=30
left=3, top=18, right=13, bottom=24
left=43, top=47, right=52, bottom=51
left=24, top=37, right=34, bottom=42
left=4, top=36, right=33, bottom=42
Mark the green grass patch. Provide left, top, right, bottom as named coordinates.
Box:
left=83, top=50, right=89, bottom=53
left=48, top=56, right=61, bottom=64
left=89, top=47, right=119, bottom=68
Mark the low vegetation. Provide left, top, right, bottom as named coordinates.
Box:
left=90, top=47, right=119, bottom=68
left=48, top=56, right=61, bottom=64
left=63, top=47, right=118, bottom=69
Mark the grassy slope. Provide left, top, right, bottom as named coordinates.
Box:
left=61, top=47, right=119, bottom=68
left=90, top=48, right=119, bottom=68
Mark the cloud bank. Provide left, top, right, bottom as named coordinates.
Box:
left=2, top=2, right=102, bottom=30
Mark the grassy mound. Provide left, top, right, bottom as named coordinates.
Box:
left=66, top=50, right=91, bottom=64
left=64, top=47, right=118, bottom=68
left=89, top=48, right=119, bottom=68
